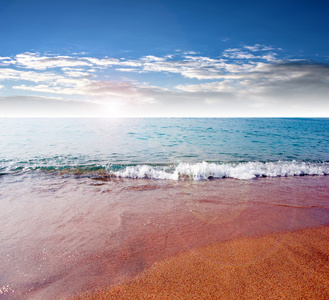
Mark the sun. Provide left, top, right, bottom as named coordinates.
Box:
left=100, top=99, right=125, bottom=117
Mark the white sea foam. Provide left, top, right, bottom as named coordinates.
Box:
left=1, top=159, right=328, bottom=180
left=108, top=161, right=329, bottom=180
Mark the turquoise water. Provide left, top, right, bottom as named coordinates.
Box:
left=1, top=118, right=329, bottom=179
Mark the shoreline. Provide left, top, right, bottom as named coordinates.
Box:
left=71, top=225, right=329, bottom=299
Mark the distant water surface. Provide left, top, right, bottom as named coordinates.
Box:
left=1, top=118, right=329, bottom=179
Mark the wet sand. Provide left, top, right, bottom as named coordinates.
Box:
left=1, top=175, right=329, bottom=299
left=72, top=225, right=329, bottom=299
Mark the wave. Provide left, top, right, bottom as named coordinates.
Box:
left=107, top=161, right=329, bottom=180
left=1, top=159, right=328, bottom=180
left=0, top=157, right=106, bottom=176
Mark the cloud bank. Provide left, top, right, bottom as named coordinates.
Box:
left=0, top=45, right=329, bottom=117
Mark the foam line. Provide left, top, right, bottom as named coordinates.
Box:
left=108, top=161, right=329, bottom=180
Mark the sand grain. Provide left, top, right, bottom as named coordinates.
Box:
left=72, top=225, right=329, bottom=299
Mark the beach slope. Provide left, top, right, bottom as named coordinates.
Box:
left=72, top=225, right=329, bottom=299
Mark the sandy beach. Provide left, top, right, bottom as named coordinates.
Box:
left=72, top=225, right=329, bottom=299
left=1, top=176, right=329, bottom=299
left=67, top=176, right=329, bottom=300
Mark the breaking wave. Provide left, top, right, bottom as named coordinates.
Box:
left=107, top=161, right=329, bottom=180
left=1, top=158, right=328, bottom=180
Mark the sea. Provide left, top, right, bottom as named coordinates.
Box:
left=1, top=118, right=329, bottom=179
left=1, top=118, right=329, bottom=299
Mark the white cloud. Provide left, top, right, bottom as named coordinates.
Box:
left=174, top=62, right=329, bottom=106
left=175, top=81, right=236, bottom=93
left=62, top=70, right=92, bottom=78
left=140, top=55, right=167, bottom=62
left=115, top=68, right=139, bottom=72
left=261, top=53, right=278, bottom=62
left=223, top=50, right=258, bottom=60
left=117, top=60, right=143, bottom=67
left=137, top=55, right=230, bottom=80
left=183, top=51, right=198, bottom=55
left=0, top=56, right=16, bottom=66
left=1, top=46, right=329, bottom=117
left=15, top=52, right=92, bottom=70
left=223, top=48, right=240, bottom=52
left=244, top=44, right=275, bottom=51
left=6, top=52, right=136, bottom=70
left=223, top=50, right=279, bottom=62
left=0, top=68, right=63, bottom=82
left=223, top=45, right=280, bottom=63
left=0, top=46, right=280, bottom=83
left=83, top=57, right=120, bottom=66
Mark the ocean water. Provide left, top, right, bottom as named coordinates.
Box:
left=1, top=118, right=329, bottom=299
left=1, top=118, right=329, bottom=180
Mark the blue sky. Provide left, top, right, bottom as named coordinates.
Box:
left=1, top=0, right=329, bottom=117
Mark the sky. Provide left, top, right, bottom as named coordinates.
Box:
left=0, top=0, right=329, bottom=117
